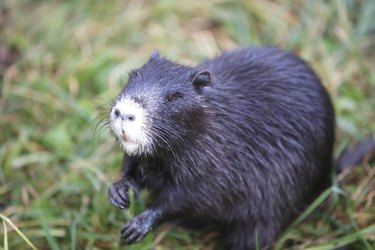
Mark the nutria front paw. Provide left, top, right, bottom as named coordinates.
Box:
left=108, top=180, right=131, bottom=209
left=121, top=215, right=152, bottom=244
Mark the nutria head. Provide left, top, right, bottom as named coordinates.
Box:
left=110, top=53, right=211, bottom=156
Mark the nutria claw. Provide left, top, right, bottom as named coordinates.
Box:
left=108, top=179, right=130, bottom=209
left=121, top=215, right=151, bottom=244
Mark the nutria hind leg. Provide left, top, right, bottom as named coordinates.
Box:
left=172, top=218, right=208, bottom=230
left=222, top=224, right=276, bottom=250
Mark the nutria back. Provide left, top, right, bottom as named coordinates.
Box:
left=108, top=47, right=335, bottom=249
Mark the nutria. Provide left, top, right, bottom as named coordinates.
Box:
left=107, top=47, right=335, bottom=249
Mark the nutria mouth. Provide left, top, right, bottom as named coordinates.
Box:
left=121, top=134, right=136, bottom=144
left=119, top=129, right=133, bottom=143
left=121, top=132, right=129, bottom=141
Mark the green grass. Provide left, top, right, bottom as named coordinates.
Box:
left=1, top=0, right=374, bottom=249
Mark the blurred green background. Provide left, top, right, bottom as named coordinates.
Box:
left=0, top=0, right=374, bottom=249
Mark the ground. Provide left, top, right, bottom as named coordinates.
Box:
left=0, top=0, right=374, bottom=249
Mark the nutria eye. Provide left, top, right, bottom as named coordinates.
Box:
left=166, top=92, right=183, bottom=102
left=167, top=94, right=175, bottom=102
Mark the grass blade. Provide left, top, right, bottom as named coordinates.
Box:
left=3, top=219, right=8, bottom=250
left=303, top=224, right=375, bottom=250
left=70, top=214, right=77, bottom=250
left=37, top=211, right=60, bottom=250
left=0, top=213, right=37, bottom=250
left=275, top=188, right=333, bottom=249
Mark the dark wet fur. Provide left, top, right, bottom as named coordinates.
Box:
left=109, top=47, right=335, bottom=249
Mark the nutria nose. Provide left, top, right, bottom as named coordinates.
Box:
left=126, top=114, right=135, bottom=121
left=113, top=108, right=136, bottom=121
left=114, top=109, right=120, bottom=118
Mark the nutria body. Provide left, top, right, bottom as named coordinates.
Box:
left=108, top=47, right=335, bottom=249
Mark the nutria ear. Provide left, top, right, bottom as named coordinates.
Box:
left=192, top=71, right=211, bottom=91
left=149, top=51, right=161, bottom=61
